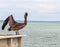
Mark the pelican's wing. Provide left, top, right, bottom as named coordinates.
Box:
left=9, top=15, right=17, bottom=27
left=2, top=16, right=9, bottom=30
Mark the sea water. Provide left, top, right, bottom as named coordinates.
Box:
left=0, top=21, right=60, bottom=47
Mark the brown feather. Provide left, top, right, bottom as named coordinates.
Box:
left=2, top=16, right=9, bottom=30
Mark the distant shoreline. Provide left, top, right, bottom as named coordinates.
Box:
left=0, top=20, right=60, bottom=23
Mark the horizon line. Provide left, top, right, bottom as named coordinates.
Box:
left=0, top=20, right=60, bottom=22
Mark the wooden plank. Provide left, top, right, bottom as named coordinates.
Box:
left=0, top=35, right=26, bottom=39
left=0, top=34, right=26, bottom=47
left=12, top=38, right=18, bottom=47
left=7, top=38, right=13, bottom=47
left=0, top=45, right=8, bottom=47
left=18, top=37, right=22, bottom=47
left=0, top=39, right=8, bottom=47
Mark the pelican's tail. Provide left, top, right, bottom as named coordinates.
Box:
left=2, top=16, right=9, bottom=30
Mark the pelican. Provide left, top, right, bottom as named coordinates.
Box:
left=2, top=12, right=28, bottom=35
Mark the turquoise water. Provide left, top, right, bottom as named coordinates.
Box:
left=0, top=21, right=60, bottom=47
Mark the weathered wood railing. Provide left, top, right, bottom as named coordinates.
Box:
left=0, top=34, right=26, bottom=47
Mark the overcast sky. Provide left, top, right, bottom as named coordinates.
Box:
left=0, top=0, right=60, bottom=21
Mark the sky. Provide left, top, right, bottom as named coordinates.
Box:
left=0, top=0, right=60, bottom=21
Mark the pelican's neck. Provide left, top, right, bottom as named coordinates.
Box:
left=24, top=16, right=27, bottom=25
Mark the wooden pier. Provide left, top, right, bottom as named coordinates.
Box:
left=0, top=34, right=26, bottom=47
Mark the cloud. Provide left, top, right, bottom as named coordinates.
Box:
left=0, top=0, right=60, bottom=21
left=0, top=0, right=58, bottom=13
left=0, top=0, right=56, bottom=10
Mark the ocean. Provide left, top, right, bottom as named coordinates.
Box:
left=0, top=21, right=60, bottom=47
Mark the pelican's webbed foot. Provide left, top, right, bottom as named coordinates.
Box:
left=16, top=32, right=19, bottom=35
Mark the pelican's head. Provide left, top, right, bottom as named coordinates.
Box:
left=25, top=12, right=28, bottom=17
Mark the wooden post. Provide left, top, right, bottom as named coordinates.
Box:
left=7, top=38, right=13, bottom=47
left=18, top=37, right=22, bottom=47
